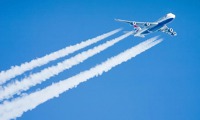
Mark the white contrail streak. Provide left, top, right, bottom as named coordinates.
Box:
left=0, top=29, right=121, bottom=85
left=0, top=37, right=162, bottom=120
left=0, top=31, right=133, bottom=101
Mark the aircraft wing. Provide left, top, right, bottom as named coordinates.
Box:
left=115, top=19, right=157, bottom=27
left=159, top=25, right=177, bottom=36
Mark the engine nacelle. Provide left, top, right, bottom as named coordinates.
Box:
left=144, top=22, right=150, bottom=26
left=168, top=28, right=173, bottom=32
left=171, top=32, right=177, bottom=36
left=132, top=21, right=136, bottom=25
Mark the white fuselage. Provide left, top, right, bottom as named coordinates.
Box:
left=134, top=13, right=175, bottom=37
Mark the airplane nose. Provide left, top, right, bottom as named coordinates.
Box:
left=167, top=13, right=175, bottom=18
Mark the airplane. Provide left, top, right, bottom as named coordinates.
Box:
left=115, top=13, right=177, bottom=37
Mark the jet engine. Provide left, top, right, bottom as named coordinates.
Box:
left=144, top=22, right=150, bottom=26
left=171, top=32, right=177, bottom=36
left=132, top=21, right=136, bottom=25
left=168, top=28, right=173, bottom=32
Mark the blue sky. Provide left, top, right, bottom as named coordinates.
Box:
left=0, top=0, right=200, bottom=120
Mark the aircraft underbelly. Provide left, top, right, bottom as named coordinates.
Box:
left=135, top=17, right=174, bottom=36
left=147, top=18, right=173, bottom=33
left=149, top=24, right=164, bottom=32
left=141, top=24, right=164, bottom=35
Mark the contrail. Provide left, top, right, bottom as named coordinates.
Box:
left=0, top=29, right=121, bottom=85
left=0, top=37, right=162, bottom=120
left=0, top=31, right=133, bottom=101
